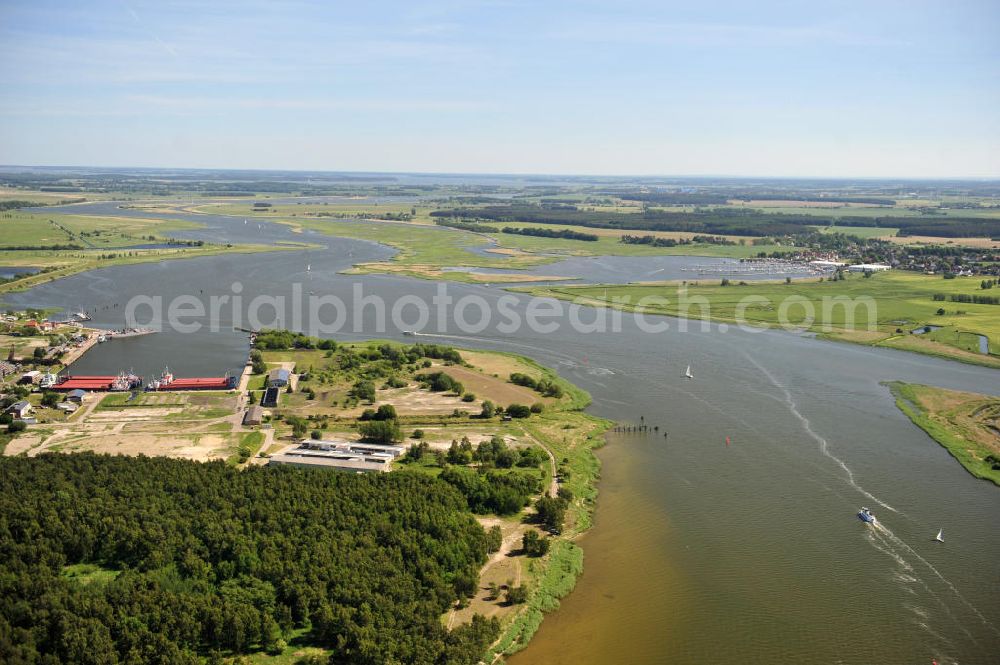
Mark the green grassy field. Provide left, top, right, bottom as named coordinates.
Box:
left=62, top=562, right=121, bottom=587
left=0, top=210, right=201, bottom=248
left=522, top=271, right=1000, bottom=368
left=98, top=391, right=236, bottom=419
left=814, top=224, right=899, bottom=238
left=243, top=627, right=331, bottom=665
left=888, top=382, right=1000, bottom=486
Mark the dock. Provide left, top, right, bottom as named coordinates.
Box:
left=152, top=376, right=235, bottom=391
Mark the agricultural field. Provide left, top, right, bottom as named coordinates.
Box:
left=812, top=222, right=999, bottom=249
left=721, top=198, right=1000, bottom=219
left=0, top=186, right=93, bottom=205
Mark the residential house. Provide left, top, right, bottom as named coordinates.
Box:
left=6, top=401, right=33, bottom=419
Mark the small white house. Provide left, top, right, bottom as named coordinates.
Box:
left=6, top=401, right=33, bottom=419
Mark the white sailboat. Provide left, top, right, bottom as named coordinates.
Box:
left=307, top=263, right=311, bottom=271
left=684, top=365, right=693, bottom=379
left=244, top=218, right=248, bottom=225
left=935, top=529, right=943, bottom=542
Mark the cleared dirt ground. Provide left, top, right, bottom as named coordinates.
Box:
left=5, top=391, right=244, bottom=462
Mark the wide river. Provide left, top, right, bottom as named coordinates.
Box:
left=5, top=202, right=999, bottom=665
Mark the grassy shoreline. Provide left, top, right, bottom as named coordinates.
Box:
left=887, top=382, right=1000, bottom=486
left=475, top=357, right=610, bottom=660
left=488, top=416, right=608, bottom=660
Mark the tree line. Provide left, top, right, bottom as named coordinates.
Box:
left=500, top=227, right=598, bottom=241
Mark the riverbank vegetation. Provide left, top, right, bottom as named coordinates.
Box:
left=887, top=382, right=1000, bottom=486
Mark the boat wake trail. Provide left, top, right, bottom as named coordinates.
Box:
left=872, top=521, right=999, bottom=638
left=867, top=527, right=970, bottom=644
left=743, top=352, right=900, bottom=514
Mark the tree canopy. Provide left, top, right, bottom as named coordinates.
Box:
left=0, top=454, right=498, bottom=664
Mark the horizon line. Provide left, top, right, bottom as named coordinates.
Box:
left=1, top=163, right=999, bottom=183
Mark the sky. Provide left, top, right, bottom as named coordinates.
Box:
left=0, top=0, right=998, bottom=178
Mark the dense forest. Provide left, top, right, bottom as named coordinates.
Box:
left=0, top=454, right=499, bottom=664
